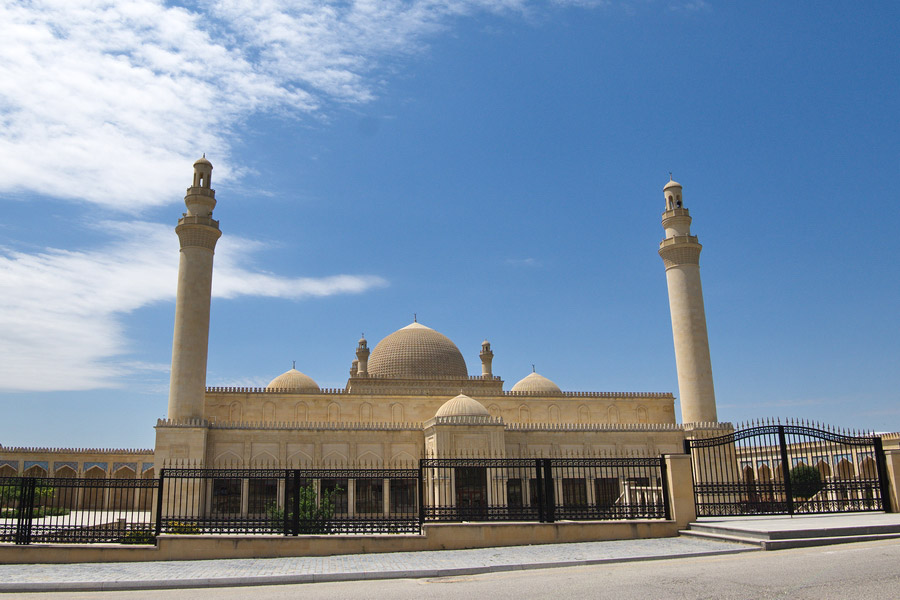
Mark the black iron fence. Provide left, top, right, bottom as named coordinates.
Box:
left=155, top=467, right=421, bottom=535
left=685, top=421, right=891, bottom=516
left=2, top=456, right=670, bottom=545
left=0, top=476, right=158, bottom=545
left=421, top=457, right=668, bottom=522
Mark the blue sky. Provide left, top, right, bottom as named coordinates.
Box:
left=0, top=1, right=897, bottom=449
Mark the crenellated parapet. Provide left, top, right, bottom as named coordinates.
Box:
left=0, top=446, right=152, bottom=454
left=506, top=422, right=684, bottom=432
left=503, top=390, right=673, bottom=398
left=208, top=420, right=423, bottom=431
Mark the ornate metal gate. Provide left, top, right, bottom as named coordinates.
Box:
left=684, top=421, right=891, bottom=516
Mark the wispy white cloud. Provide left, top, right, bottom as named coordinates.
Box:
left=505, top=257, right=542, bottom=267
left=0, top=221, right=386, bottom=392
left=0, top=0, right=571, bottom=209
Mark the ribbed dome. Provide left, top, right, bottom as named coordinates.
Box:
left=664, top=178, right=682, bottom=190
left=368, top=322, right=468, bottom=379
left=435, top=394, right=490, bottom=418
left=266, top=368, right=319, bottom=392
left=510, top=371, right=562, bottom=394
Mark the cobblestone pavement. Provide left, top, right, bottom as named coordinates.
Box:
left=0, top=537, right=753, bottom=592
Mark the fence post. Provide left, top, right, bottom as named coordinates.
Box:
left=542, top=459, right=555, bottom=523
left=418, top=460, right=426, bottom=527
left=154, top=469, right=165, bottom=537
left=534, top=459, right=545, bottom=523
left=282, top=469, right=291, bottom=536
left=874, top=437, right=892, bottom=513
left=660, top=456, right=672, bottom=521
left=291, top=470, right=301, bottom=536
left=777, top=426, right=794, bottom=515
left=14, top=477, right=36, bottom=545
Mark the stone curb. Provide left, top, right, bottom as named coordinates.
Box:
left=0, top=547, right=755, bottom=593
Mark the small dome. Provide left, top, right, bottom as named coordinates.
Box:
left=266, top=368, right=319, bottom=392
left=368, top=322, right=468, bottom=379
left=435, top=394, right=490, bottom=418
left=510, top=371, right=562, bottom=394
left=663, top=178, right=682, bottom=191
left=194, top=156, right=212, bottom=167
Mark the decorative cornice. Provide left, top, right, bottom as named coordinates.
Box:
left=205, top=387, right=673, bottom=398
left=505, top=422, right=684, bottom=432
left=208, top=420, right=423, bottom=431
left=659, top=237, right=701, bottom=269
left=0, top=446, right=152, bottom=454
left=424, top=415, right=504, bottom=427
left=156, top=418, right=210, bottom=428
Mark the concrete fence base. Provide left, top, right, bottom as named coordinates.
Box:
left=0, top=520, right=681, bottom=564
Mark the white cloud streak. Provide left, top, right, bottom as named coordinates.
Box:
left=0, top=0, right=558, bottom=209
left=0, top=221, right=386, bottom=392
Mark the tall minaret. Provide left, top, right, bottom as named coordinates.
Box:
left=659, top=177, right=717, bottom=423
left=480, top=340, right=494, bottom=378
left=356, top=336, right=370, bottom=377
left=167, top=157, right=222, bottom=421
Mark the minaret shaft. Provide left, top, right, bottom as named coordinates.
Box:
left=167, top=158, right=221, bottom=421
left=663, top=262, right=716, bottom=422
left=659, top=180, right=717, bottom=423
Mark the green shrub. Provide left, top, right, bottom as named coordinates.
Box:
left=168, top=521, right=201, bottom=534
left=790, top=465, right=824, bottom=500
left=0, top=506, right=69, bottom=518
left=269, top=483, right=340, bottom=534
left=121, top=529, right=156, bottom=545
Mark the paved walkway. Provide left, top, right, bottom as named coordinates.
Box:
left=0, top=537, right=753, bottom=593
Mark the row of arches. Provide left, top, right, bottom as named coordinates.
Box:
left=0, top=464, right=153, bottom=479
left=0, top=464, right=156, bottom=511
left=228, top=401, right=406, bottom=423
left=488, top=404, right=649, bottom=424
left=742, top=456, right=878, bottom=484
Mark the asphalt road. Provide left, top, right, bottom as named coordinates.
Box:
left=16, top=539, right=900, bottom=600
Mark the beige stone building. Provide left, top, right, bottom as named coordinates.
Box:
left=2, top=160, right=722, bottom=478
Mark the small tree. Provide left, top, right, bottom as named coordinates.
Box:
left=790, top=465, right=823, bottom=500
left=268, top=483, right=341, bottom=534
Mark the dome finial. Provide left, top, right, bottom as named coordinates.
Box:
left=292, top=360, right=295, bottom=369
left=413, top=313, right=417, bottom=323
left=532, top=364, right=535, bottom=373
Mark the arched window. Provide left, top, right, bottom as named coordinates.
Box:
left=636, top=406, right=649, bottom=423
left=607, top=405, right=619, bottom=424
left=519, top=405, right=531, bottom=423
left=548, top=405, right=560, bottom=423
left=295, top=401, right=308, bottom=422
left=578, top=405, right=590, bottom=423
left=328, top=403, right=341, bottom=422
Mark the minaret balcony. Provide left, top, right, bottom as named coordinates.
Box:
left=659, top=235, right=698, bottom=249
left=185, top=186, right=216, bottom=197
left=178, top=214, right=220, bottom=229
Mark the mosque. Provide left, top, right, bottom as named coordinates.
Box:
left=0, top=159, right=722, bottom=480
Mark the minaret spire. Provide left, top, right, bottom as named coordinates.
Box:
left=356, top=334, right=370, bottom=377
left=658, top=178, right=717, bottom=423
left=167, top=157, right=222, bottom=421
left=479, top=339, right=493, bottom=379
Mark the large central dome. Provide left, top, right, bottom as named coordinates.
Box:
left=367, top=322, right=468, bottom=379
